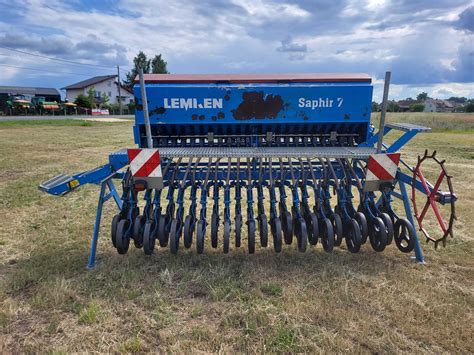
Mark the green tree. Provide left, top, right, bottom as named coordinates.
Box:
left=124, top=51, right=151, bottom=90
left=371, top=101, right=379, bottom=112
left=86, top=87, right=97, bottom=108
left=151, top=54, right=169, bottom=74
left=409, top=103, right=425, bottom=112
left=417, top=92, right=428, bottom=101
left=74, top=94, right=92, bottom=108
left=448, top=96, right=467, bottom=103
left=387, top=101, right=400, bottom=112
left=100, top=92, right=110, bottom=108
left=465, top=102, right=474, bottom=113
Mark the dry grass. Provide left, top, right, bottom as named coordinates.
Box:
left=0, top=114, right=473, bottom=353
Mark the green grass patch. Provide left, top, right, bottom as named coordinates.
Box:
left=78, top=302, right=102, bottom=325
left=260, top=282, right=283, bottom=296
left=0, top=119, right=95, bottom=127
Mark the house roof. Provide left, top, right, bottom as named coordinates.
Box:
left=62, top=75, right=117, bottom=90
left=0, top=86, right=60, bottom=96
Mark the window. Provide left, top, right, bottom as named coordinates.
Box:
left=108, top=91, right=112, bottom=97
left=96, top=91, right=101, bottom=97
left=108, top=81, right=112, bottom=87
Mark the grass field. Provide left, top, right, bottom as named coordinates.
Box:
left=0, top=112, right=473, bottom=353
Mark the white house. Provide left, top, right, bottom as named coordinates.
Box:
left=423, top=99, right=455, bottom=113
left=62, top=75, right=134, bottom=105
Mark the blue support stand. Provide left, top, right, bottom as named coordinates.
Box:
left=86, top=178, right=122, bottom=269
left=398, top=179, right=425, bottom=263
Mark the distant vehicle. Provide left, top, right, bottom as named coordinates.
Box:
left=31, top=96, right=60, bottom=115
left=6, top=94, right=33, bottom=115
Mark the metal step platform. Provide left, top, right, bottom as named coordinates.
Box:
left=386, top=123, right=432, bottom=132
left=111, top=146, right=377, bottom=159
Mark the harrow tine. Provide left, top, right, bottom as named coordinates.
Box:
left=257, top=158, right=268, bottom=247
left=288, top=158, right=307, bottom=252
left=268, top=157, right=282, bottom=252
left=234, top=157, right=243, bottom=248
left=222, top=158, right=232, bottom=253
left=278, top=158, right=293, bottom=245
left=183, top=157, right=201, bottom=249
left=210, top=158, right=222, bottom=249
left=169, top=158, right=194, bottom=254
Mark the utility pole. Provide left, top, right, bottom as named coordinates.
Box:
left=376, top=71, right=391, bottom=153
left=139, top=68, right=153, bottom=148
left=117, top=65, right=122, bottom=115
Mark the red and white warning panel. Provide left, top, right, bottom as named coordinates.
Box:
left=363, top=153, right=401, bottom=191
left=127, top=149, right=163, bottom=190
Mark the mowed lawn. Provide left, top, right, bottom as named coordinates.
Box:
left=0, top=113, right=473, bottom=353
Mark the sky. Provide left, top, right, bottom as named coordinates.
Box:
left=0, top=0, right=473, bottom=101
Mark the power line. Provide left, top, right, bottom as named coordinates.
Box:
left=0, top=45, right=117, bottom=69
left=0, top=63, right=113, bottom=77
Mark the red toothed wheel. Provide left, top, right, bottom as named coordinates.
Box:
left=411, top=150, right=457, bottom=248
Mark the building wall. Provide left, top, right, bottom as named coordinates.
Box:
left=423, top=99, right=437, bottom=112
left=65, top=88, right=84, bottom=103
left=65, top=78, right=134, bottom=104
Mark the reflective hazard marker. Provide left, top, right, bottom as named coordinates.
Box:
left=127, top=149, right=163, bottom=189
left=364, top=153, right=401, bottom=191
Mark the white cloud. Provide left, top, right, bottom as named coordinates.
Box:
left=0, top=0, right=472, bottom=98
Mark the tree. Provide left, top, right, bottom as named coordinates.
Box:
left=371, top=101, right=379, bottom=112
left=86, top=87, right=97, bottom=108
left=74, top=94, right=92, bottom=108
left=409, top=103, right=425, bottom=112
left=123, top=51, right=169, bottom=90
left=448, top=96, right=467, bottom=103
left=465, top=102, right=474, bottom=113
left=100, top=92, right=110, bottom=109
left=151, top=54, right=169, bottom=74
left=387, top=101, right=400, bottom=112
left=417, top=92, right=428, bottom=101
left=124, top=51, right=151, bottom=90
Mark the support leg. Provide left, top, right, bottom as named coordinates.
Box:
left=107, top=179, right=123, bottom=209
left=87, top=181, right=107, bottom=269
left=398, top=180, right=424, bottom=263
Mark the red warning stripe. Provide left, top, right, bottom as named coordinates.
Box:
left=368, top=156, right=396, bottom=180
left=134, top=151, right=160, bottom=177
left=387, top=153, right=400, bottom=165
left=127, top=148, right=141, bottom=162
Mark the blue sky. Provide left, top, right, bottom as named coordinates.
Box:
left=0, top=0, right=473, bottom=101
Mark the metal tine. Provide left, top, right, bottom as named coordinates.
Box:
left=192, top=157, right=202, bottom=182
left=170, top=157, right=183, bottom=183
left=247, top=157, right=252, bottom=185
left=203, top=158, right=213, bottom=185
left=356, top=159, right=367, bottom=178
left=325, top=158, right=340, bottom=190
left=214, top=158, right=221, bottom=182
left=180, top=158, right=194, bottom=188
left=279, top=158, right=285, bottom=181
left=318, top=158, right=328, bottom=184
left=306, top=158, right=318, bottom=186
left=161, top=159, right=173, bottom=177
left=268, top=157, right=274, bottom=185
left=288, top=158, right=297, bottom=185
left=258, top=157, right=264, bottom=183
left=335, top=158, right=349, bottom=187
left=345, top=158, right=363, bottom=190
left=236, top=157, right=241, bottom=183
left=226, top=158, right=232, bottom=185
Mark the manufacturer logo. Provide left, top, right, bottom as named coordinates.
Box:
left=163, top=98, right=223, bottom=110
